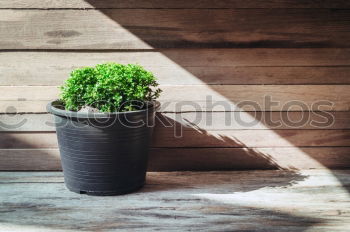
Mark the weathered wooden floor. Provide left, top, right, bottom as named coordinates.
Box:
left=0, top=170, right=349, bottom=232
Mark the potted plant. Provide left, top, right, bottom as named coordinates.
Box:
left=47, top=63, right=161, bottom=195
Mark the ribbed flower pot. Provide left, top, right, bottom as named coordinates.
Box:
left=47, top=100, right=159, bottom=196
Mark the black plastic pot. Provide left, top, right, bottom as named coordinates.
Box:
left=47, top=101, right=159, bottom=196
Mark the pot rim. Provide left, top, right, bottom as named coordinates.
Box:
left=47, top=100, right=160, bottom=119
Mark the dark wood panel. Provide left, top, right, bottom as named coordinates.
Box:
left=1, top=0, right=350, bottom=9
left=149, top=147, right=350, bottom=170
left=0, top=147, right=348, bottom=170
left=1, top=9, right=350, bottom=49
left=152, top=129, right=350, bottom=148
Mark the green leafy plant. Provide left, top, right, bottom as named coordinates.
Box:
left=60, top=63, right=161, bottom=112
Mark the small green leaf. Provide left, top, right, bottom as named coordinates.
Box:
left=59, top=63, right=161, bottom=112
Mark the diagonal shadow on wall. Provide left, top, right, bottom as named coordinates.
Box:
left=0, top=1, right=349, bottom=231
left=72, top=2, right=350, bottom=190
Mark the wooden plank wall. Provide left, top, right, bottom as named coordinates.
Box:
left=0, top=1, right=349, bottom=170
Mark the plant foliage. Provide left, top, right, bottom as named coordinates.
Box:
left=60, top=63, right=161, bottom=112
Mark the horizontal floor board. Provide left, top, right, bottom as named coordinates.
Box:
left=1, top=0, right=350, bottom=9
left=1, top=9, right=350, bottom=49
left=1, top=111, right=348, bottom=132
left=0, top=147, right=349, bottom=170
left=0, top=170, right=349, bottom=231
left=0, top=129, right=349, bottom=149
left=0, top=85, right=348, bottom=112
left=1, top=169, right=349, bottom=186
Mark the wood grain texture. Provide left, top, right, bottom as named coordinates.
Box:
left=152, top=129, right=350, bottom=148
left=0, top=129, right=349, bottom=149
left=1, top=111, right=348, bottom=132
left=150, top=147, right=350, bottom=170
left=1, top=9, right=350, bottom=49
left=3, top=64, right=350, bottom=86
left=1, top=49, right=349, bottom=70
left=1, top=0, right=350, bottom=9
left=0, top=3, right=349, bottom=173
left=0, top=147, right=349, bottom=170
left=1, top=51, right=350, bottom=86
left=0, top=170, right=349, bottom=231
left=0, top=85, right=348, bottom=112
